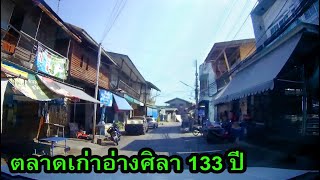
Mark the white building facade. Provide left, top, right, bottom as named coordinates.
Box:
left=251, top=0, right=319, bottom=47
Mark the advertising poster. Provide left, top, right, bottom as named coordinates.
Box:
left=35, top=44, right=68, bottom=80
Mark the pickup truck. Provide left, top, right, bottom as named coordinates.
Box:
left=125, top=116, right=149, bottom=135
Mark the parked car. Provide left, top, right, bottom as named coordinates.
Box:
left=125, top=116, right=148, bottom=135
left=147, top=117, right=158, bottom=129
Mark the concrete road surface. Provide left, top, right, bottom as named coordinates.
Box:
left=117, top=122, right=234, bottom=157
left=2, top=121, right=317, bottom=170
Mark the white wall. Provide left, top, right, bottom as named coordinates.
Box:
left=252, top=0, right=319, bottom=47
left=199, top=62, right=217, bottom=100
left=199, top=62, right=217, bottom=122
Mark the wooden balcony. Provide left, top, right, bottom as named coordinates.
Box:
left=118, top=80, right=140, bottom=100
left=1, top=25, right=68, bottom=71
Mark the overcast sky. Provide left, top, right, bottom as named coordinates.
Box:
left=45, top=0, right=257, bottom=105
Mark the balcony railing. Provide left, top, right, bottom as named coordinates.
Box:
left=118, top=80, right=140, bottom=100
left=216, top=72, right=230, bottom=90
left=1, top=24, right=68, bottom=71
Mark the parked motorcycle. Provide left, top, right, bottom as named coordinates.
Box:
left=192, top=125, right=203, bottom=136
left=206, top=120, right=242, bottom=143
left=107, top=123, right=121, bottom=145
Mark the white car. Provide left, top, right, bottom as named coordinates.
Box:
left=147, top=117, right=158, bottom=129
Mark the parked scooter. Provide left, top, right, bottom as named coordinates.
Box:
left=107, top=122, right=121, bottom=145
left=207, top=120, right=242, bottom=143
left=192, top=125, right=203, bottom=136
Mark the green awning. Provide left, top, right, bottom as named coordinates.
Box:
left=124, top=94, right=144, bottom=106
left=124, top=94, right=134, bottom=103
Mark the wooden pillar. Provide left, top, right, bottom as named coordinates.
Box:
left=223, top=50, right=231, bottom=81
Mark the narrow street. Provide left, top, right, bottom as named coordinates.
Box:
left=1, top=121, right=317, bottom=171
left=117, top=122, right=233, bottom=158
left=110, top=122, right=317, bottom=170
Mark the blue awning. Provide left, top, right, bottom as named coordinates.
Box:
left=147, top=107, right=153, bottom=116
left=113, top=94, right=133, bottom=111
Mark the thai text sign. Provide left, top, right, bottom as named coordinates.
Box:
left=99, top=89, right=113, bottom=107
left=35, top=44, right=68, bottom=80
left=7, top=147, right=247, bottom=174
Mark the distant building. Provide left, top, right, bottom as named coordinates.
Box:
left=165, top=98, right=193, bottom=114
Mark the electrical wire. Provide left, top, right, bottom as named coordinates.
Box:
left=210, top=0, right=238, bottom=46
left=100, top=0, right=128, bottom=44
left=240, top=0, right=310, bottom=64
left=224, top=0, right=252, bottom=40
left=101, top=0, right=124, bottom=41
left=216, top=0, right=314, bottom=96
left=100, top=0, right=124, bottom=42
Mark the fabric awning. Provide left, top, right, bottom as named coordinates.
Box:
left=1, top=62, right=28, bottom=80
left=124, top=94, right=144, bottom=106
left=37, top=75, right=101, bottom=104
left=113, top=94, right=133, bottom=111
left=2, top=63, right=59, bottom=101
left=214, top=32, right=302, bottom=105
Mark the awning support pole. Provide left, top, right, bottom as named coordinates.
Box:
left=92, top=43, right=102, bottom=143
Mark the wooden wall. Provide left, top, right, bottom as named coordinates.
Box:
left=69, top=41, right=110, bottom=90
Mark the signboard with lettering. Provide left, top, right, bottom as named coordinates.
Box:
left=99, top=89, right=113, bottom=107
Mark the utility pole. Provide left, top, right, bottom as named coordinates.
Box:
left=144, top=83, right=148, bottom=117
left=92, top=43, right=102, bottom=143
left=195, top=60, right=199, bottom=125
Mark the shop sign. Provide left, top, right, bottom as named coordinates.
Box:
left=99, top=89, right=113, bottom=107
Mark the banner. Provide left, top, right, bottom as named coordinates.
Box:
left=35, top=44, right=68, bottom=80
left=99, top=89, right=113, bottom=107
left=1, top=79, right=8, bottom=133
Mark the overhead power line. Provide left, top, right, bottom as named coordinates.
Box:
left=240, top=0, right=310, bottom=64
left=211, top=0, right=238, bottom=42
left=100, top=0, right=127, bottom=44
left=224, top=0, right=251, bottom=40
left=100, top=0, right=123, bottom=41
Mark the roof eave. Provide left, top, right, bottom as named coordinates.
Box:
left=34, top=0, right=81, bottom=43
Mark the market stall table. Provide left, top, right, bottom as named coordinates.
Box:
left=39, top=137, right=69, bottom=156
